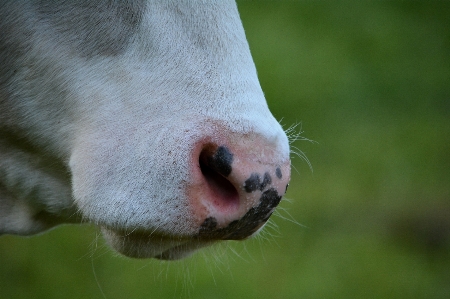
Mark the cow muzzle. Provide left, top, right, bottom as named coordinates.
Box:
left=188, top=135, right=291, bottom=241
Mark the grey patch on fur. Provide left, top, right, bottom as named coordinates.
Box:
left=0, top=0, right=146, bottom=99
left=0, top=2, right=30, bottom=88
left=36, top=0, right=146, bottom=57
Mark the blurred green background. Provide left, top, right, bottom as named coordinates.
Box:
left=1, top=1, right=449, bottom=298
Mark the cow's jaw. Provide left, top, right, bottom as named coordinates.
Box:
left=101, top=229, right=212, bottom=260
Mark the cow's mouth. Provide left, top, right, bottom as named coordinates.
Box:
left=100, top=227, right=213, bottom=260
left=154, top=240, right=215, bottom=260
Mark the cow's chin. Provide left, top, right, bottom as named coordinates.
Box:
left=101, top=227, right=213, bottom=260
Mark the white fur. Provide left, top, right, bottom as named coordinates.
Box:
left=0, top=0, right=290, bottom=258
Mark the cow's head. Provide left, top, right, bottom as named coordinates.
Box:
left=0, top=1, right=290, bottom=260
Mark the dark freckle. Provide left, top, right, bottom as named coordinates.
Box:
left=285, top=183, right=289, bottom=193
left=259, top=172, right=271, bottom=191
left=259, top=188, right=282, bottom=210
left=244, top=173, right=261, bottom=193
left=199, top=217, right=218, bottom=233
left=276, top=167, right=282, bottom=179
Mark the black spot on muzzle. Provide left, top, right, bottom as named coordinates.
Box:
left=276, top=167, right=282, bottom=179
left=244, top=172, right=272, bottom=193
left=197, top=188, right=282, bottom=240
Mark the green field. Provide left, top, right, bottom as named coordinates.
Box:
left=1, top=2, right=449, bottom=298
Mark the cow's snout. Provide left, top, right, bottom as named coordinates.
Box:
left=190, top=137, right=290, bottom=241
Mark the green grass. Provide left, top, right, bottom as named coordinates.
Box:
left=1, top=2, right=449, bottom=298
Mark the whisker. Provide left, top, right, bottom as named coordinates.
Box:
left=274, top=208, right=308, bottom=228
left=281, top=121, right=315, bottom=174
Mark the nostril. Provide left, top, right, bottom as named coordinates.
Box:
left=200, top=145, right=234, bottom=177
left=199, top=147, right=239, bottom=212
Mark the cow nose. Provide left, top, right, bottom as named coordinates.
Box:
left=191, top=142, right=290, bottom=241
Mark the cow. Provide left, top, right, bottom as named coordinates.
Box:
left=0, top=0, right=291, bottom=260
